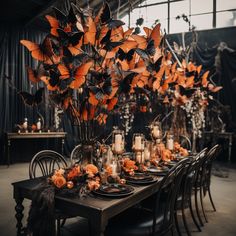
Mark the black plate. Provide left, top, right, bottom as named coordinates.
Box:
left=99, top=184, right=129, bottom=194
left=92, top=184, right=134, bottom=198
left=126, top=176, right=158, bottom=185
left=147, top=166, right=169, bottom=176
left=125, top=173, right=153, bottom=182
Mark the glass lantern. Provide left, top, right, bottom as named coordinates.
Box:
left=111, top=129, right=125, bottom=155
left=132, top=133, right=145, bottom=163
left=144, top=140, right=151, bottom=161
left=132, top=133, right=145, bottom=152
left=166, top=132, right=174, bottom=151
left=150, top=121, right=162, bottom=143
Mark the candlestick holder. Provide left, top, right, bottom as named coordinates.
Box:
left=150, top=121, right=163, bottom=144
left=132, top=133, right=145, bottom=163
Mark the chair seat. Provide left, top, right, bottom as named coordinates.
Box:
left=105, top=207, right=169, bottom=236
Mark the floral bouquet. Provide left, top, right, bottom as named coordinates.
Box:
left=49, top=163, right=101, bottom=196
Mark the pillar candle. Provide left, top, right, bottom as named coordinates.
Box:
left=134, top=136, right=142, bottom=150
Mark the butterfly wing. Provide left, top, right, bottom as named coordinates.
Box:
left=58, top=64, right=70, bottom=79
left=26, top=66, right=41, bottom=83
left=150, top=23, right=161, bottom=48
left=70, top=61, right=93, bottom=89
left=45, top=15, right=59, bottom=37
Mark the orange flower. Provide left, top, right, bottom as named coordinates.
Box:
left=123, top=158, right=138, bottom=173
left=87, top=179, right=100, bottom=190
left=85, top=164, right=98, bottom=178
left=174, top=142, right=181, bottom=151
left=179, top=147, right=188, bottom=157
left=67, top=166, right=81, bottom=180
left=105, top=166, right=113, bottom=176
left=162, top=149, right=172, bottom=162
left=52, top=175, right=66, bottom=188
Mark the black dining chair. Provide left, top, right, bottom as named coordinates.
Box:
left=197, top=144, right=220, bottom=224
left=29, top=150, right=69, bottom=236
left=179, top=135, right=192, bottom=151
left=70, top=144, right=83, bottom=165
left=104, top=158, right=190, bottom=236
left=174, top=148, right=208, bottom=236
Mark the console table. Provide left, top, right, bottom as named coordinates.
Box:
left=5, top=132, right=66, bottom=166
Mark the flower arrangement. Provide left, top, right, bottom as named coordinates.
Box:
left=49, top=163, right=100, bottom=191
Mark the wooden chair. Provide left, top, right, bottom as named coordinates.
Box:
left=29, top=150, right=68, bottom=236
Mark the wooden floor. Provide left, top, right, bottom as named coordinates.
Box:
left=0, top=162, right=236, bottom=236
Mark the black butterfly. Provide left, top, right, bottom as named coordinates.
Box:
left=117, top=72, right=137, bottom=94
left=99, top=2, right=124, bottom=29
left=135, top=39, right=156, bottom=60
left=100, top=30, right=123, bottom=51
left=117, top=48, right=135, bottom=61
left=89, top=78, right=112, bottom=100
left=53, top=7, right=77, bottom=27
left=19, top=88, right=44, bottom=106
left=57, top=29, right=84, bottom=47
left=179, top=85, right=196, bottom=98
left=146, top=56, right=163, bottom=73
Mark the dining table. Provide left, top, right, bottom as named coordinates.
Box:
left=12, top=175, right=164, bottom=236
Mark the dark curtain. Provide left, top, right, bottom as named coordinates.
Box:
left=0, top=26, right=55, bottom=163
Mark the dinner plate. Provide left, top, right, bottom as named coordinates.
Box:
left=125, top=172, right=153, bottom=182
left=92, top=184, right=134, bottom=198
left=147, top=166, right=169, bottom=176
left=99, top=184, right=129, bottom=194
left=125, top=174, right=158, bottom=185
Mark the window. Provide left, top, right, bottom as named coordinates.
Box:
left=191, top=0, right=213, bottom=14
left=217, top=0, right=236, bottom=11
left=191, top=13, right=213, bottom=30
left=170, top=0, right=190, bottom=33
left=217, top=11, right=236, bottom=28
left=120, top=0, right=236, bottom=34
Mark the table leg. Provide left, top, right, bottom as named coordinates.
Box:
left=7, top=139, right=11, bottom=167
left=15, top=197, right=24, bottom=236
left=89, top=215, right=108, bottom=236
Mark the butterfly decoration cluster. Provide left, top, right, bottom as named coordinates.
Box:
left=20, top=1, right=222, bottom=126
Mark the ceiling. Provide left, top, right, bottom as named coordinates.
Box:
left=0, top=0, right=142, bottom=30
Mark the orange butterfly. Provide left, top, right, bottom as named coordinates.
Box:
left=58, top=61, right=93, bottom=89
left=26, top=66, right=45, bottom=83
left=20, top=37, right=59, bottom=64
left=143, top=23, right=162, bottom=48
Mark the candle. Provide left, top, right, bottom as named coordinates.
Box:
left=152, top=126, right=160, bottom=138
left=136, top=152, right=142, bottom=163
left=144, top=148, right=150, bottom=161
left=111, top=163, right=117, bottom=176
left=114, top=134, right=122, bottom=152
left=134, top=136, right=142, bottom=150
left=166, top=139, right=174, bottom=150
